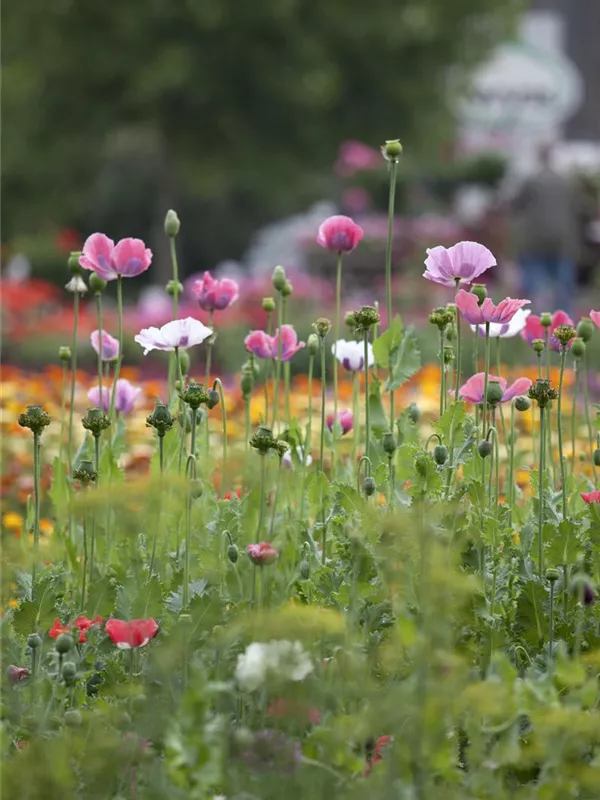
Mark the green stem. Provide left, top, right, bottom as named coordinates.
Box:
left=385, top=160, right=398, bottom=427
left=571, top=358, right=580, bottom=476
left=364, top=331, right=370, bottom=463
left=244, top=396, right=251, bottom=455
left=183, top=455, right=196, bottom=609
left=495, top=338, right=508, bottom=444
left=271, top=296, right=284, bottom=429
left=439, top=327, right=445, bottom=418
left=299, top=353, right=314, bottom=521
left=167, top=237, right=180, bottom=397
left=538, top=406, right=546, bottom=578
left=482, top=323, right=491, bottom=438
left=109, top=276, right=124, bottom=421
left=388, top=456, right=395, bottom=509
left=333, top=253, right=343, bottom=428
left=32, top=432, right=40, bottom=596
left=81, top=507, right=88, bottom=610
left=256, top=454, right=267, bottom=542
left=95, top=293, right=104, bottom=403
left=67, top=292, right=80, bottom=466
left=508, top=400, right=516, bottom=525
left=89, top=434, right=100, bottom=580
left=583, top=356, right=598, bottom=482
left=268, top=461, right=283, bottom=541
left=213, top=379, right=228, bottom=494
left=205, top=311, right=214, bottom=455
left=454, top=279, right=462, bottom=401
left=352, top=370, right=359, bottom=468
left=59, top=361, right=68, bottom=463
left=319, top=339, right=327, bottom=473
left=549, top=579, right=555, bottom=669
left=147, top=435, right=164, bottom=580
left=544, top=328, right=550, bottom=380
left=190, top=406, right=198, bottom=460
left=557, top=346, right=568, bottom=519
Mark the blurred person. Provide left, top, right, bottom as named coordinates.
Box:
left=511, top=143, right=582, bottom=313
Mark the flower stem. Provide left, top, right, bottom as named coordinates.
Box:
left=205, top=311, right=214, bottom=455
left=364, top=331, right=371, bottom=463
left=32, top=431, right=41, bottom=595
left=256, top=454, right=267, bottom=543
left=352, top=370, right=359, bottom=468
left=60, top=361, right=68, bottom=463
left=482, top=323, right=491, bottom=438
left=508, top=400, right=516, bottom=525
left=190, top=406, right=198, bottom=461
left=271, top=296, right=284, bottom=430
left=183, top=455, right=197, bottom=609
left=544, top=329, right=550, bottom=379
left=439, top=328, right=445, bottom=418
left=67, top=292, right=80, bottom=466
left=557, top=346, right=568, bottom=519
left=538, top=406, right=546, bottom=578
left=81, top=507, right=88, bottom=610
left=454, top=279, right=462, bottom=401
left=213, top=378, right=228, bottom=494
left=549, top=579, right=556, bottom=669
left=147, top=435, right=164, bottom=580
left=109, top=276, right=124, bottom=421
left=385, top=160, right=398, bottom=426
left=333, top=252, right=343, bottom=424
left=89, top=434, right=100, bottom=580
left=167, top=237, right=180, bottom=397
left=583, top=355, right=598, bottom=482
left=570, top=356, right=580, bottom=476
left=319, top=339, right=327, bottom=474
left=299, top=352, right=314, bottom=521
left=95, top=292, right=104, bottom=403
left=268, top=460, right=283, bottom=541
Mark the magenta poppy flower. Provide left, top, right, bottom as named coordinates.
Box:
left=455, top=290, right=530, bottom=326
left=458, top=373, right=532, bottom=405
left=590, top=310, right=600, bottom=329
left=105, top=618, right=159, bottom=649
left=79, top=233, right=152, bottom=281
left=326, top=409, right=353, bottom=435
left=244, top=325, right=305, bottom=362
left=6, top=665, right=30, bottom=684
left=90, top=330, right=119, bottom=362
left=88, top=379, right=141, bottom=414
left=423, top=241, right=496, bottom=287
left=317, top=215, right=364, bottom=254
left=246, top=542, right=278, bottom=566
left=135, top=317, right=212, bottom=355
left=581, top=491, right=600, bottom=504
left=193, top=271, right=239, bottom=312
left=521, top=310, right=574, bottom=351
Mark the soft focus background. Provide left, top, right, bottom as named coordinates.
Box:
left=3, top=0, right=600, bottom=373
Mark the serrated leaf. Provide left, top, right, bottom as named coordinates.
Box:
left=166, top=579, right=208, bottom=613
left=111, top=416, right=128, bottom=458
left=385, top=327, right=421, bottom=391
left=372, top=315, right=404, bottom=368
left=367, top=373, right=388, bottom=434
left=85, top=575, right=118, bottom=618
left=131, top=577, right=164, bottom=619
left=515, top=579, right=546, bottom=647
left=12, top=577, right=58, bottom=636
left=546, top=518, right=582, bottom=566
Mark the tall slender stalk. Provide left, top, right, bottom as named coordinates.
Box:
left=583, top=355, right=598, bottom=482
left=60, top=361, right=68, bottom=463
left=299, top=351, right=315, bottom=521
left=557, top=346, right=568, bottom=519
left=454, top=279, right=462, bottom=401
left=183, top=455, right=197, bottom=609
left=147, top=435, right=165, bottom=580
left=548, top=577, right=556, bottom=667
left=439, top=328, right=445, bottom=418
left=352, top=370, right=359, bottom=467
left=256, top=455, right=267, bottom=543
left=482, top=323, right=491, bottom=438
left=167, top=236, right=181, bottom=397
left=95, top=292, right=104, bottom=402
left=81, top=508, right=88, bottom=610
left=68, top=292, right=80, bottom=466
left=319, top=340, right=327, bottom=474
left=213, top=379, right=228, bottom=494
left=333, top=253, right=343, bottom=429
left=570, top=356, right=580, bottom=476
left=271, top=297, right=284, bottom=430
left=89, top=435, right=100, bottom=580
left=508, top=400, right=516, bottom=525
left=538, top=406, right=546, bottom=578
left=363, top=331, right=371, bottom=463
left=268, top=460, right=283, bottom=541
left=385, top=159, right=398, bottom=426
left=109, top=277, right=124, bottom=421
left=32, top=432, right=41, bottom=593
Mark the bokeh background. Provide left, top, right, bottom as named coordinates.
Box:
left=3, top=0, right=600, bottom=373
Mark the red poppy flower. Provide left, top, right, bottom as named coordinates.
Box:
left=105, top=618, right=159, bottom=649
left=581, top=491, right=600, bottom=504
left=246, top=541, right=278, bottom=566
left=364, top=735, right=393, bottom=777
left=48, top=618, right=70, bottom=639
left=73, top=615, right=103, bottom=643
left=223, top=488, right=243, bottom=500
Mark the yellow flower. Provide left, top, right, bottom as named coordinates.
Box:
left=39, top=518, right=54, bottom=536
left=2, top=512, right=24, bottom=533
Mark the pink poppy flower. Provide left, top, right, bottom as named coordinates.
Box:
left=6, top=665, right=30, bottom=684
left=458, top=373, right=532, bottom=405
left=326, top=409, right=353, bottom=435
left=88, top=379, right=141, bottom=414
left=455, top=290, right=530, bottom=326
left=423, top=241, right=496, bottom=287
left=135, top=317, right=212, bottom=355
left=90, top=330, right=119, bottom=361
left=317, top=215, right=364, bottom=254
left=581, top=491, right=600, bottom=504
left=105, top=618, right=159, bottom=649
left=246, top=542, right=278, bottom=566
left=79, top=233, right=152, bottom=281
left=244, top=325, right=305, bottom=362
left=193, top=271, right=239, bottom=312
left=590, top=310, right=600, bottom=329
left=521, top=310, right=574, bottom=351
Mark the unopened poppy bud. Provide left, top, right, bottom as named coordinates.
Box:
left=206, top=389, right=220, bottom=409
left=262, top=297, right=276, bottom=313
left=540, top=312, right=552, bottom=328
left=27, top=633, right=42, bottom=649
left=307, top=333, right=319, bottom=356
left=408, top=403, right=421, bottom=423
left=433, top=444, right=448, bottom=465
left=240, top=370, right=254, bottom=397
left=593, top=449, right=600, bottom=467
left=189, top=479, right=203, bottom=499
left=164, top=209, right=180, bottom=237
left=486, top=381, right=504, bottom=406
left=514, top=396, right=531, bottom=412
left=64, top=709, right=83, bottom=727
left=363, top=476, right=376, bottom=496
left=68, top=251, right=83, bottom=275
left=272, top=265, right=287, bottom=292
left=571, top=337, right=585, bottom=359
left=577, top=317, right=594, bottom=343
left=471, top=284, right=487, bottom=305
left=545, top=568, right=560, bottom=582
left=478, top=440, right=492, bottom=458
left=55, top=633, right=74, bottom=654
left=281, top=281, right=293, bottom=298
left=176, top=349, right=190, bottom=376
left=59, top=346, right=72, bottom=362
left=382, top=432, right=397, bottom=455
left=299, top=560, right=310, bottom=579
left=313, top=317, right=332, bottom=338
left=381, top=139, right=403, bottom=161
left=89, top=272, right=107, bottom=294
left=62, top=662, right=77, bottom=685
left=166, top=280, right=184, bottom=298
left=532, top=339, right=545, bottom=355
left=228, top=543, right=238, bottom=563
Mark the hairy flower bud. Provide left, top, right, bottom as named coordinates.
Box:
left=240, top=369, right=254, bottom=398
left=272, top=265, right=287, bottom=292
left=577, top=317, right=594, bottom=343
left=306, top=333, right=319, bottom=357
left=532, top=339, right=545, bottom=355
left=89, top=272, right=107, bottom=294
left=571, top=337, right=585, bottom=359
left=166, top=279, right=184, bottom=298
left=363, top=476, right=376, bottom=497
left=164, top=209, right=180, bottom=237
left=593, top=449, right=600, bottom=467
left=146, top=401, right=175, bottom=437
left=381, top=139, right=403, bottom=161
left=471, top=283, right=487, bottom=306
left=82, top=407, right=111, bottom=437
left=206, top=389, right=220, bottom=410
left=18, top=405, right=51, bottom=435
left=262, top=297, right=276, bottom=313
left=299, top=559, right=310, bottom=579
left=281, top=281, right=293, bottom=298
left=540, top=312, right=552, bottom=328
left=59, top=346, right=72, bottom=362
left=433, top=444, right=448, bottom=465
left=55, top=633, right=74, bottom=654
left=514, top=396, right=531, bottom=412
left=478, top=440, right=492, bottom=459
left=312, top=317, right=332, bottom=338
left=228, top=543, right=238, bottom=563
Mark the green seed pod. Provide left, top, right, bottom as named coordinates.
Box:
left=89, top=272, right=107, bottom=294
left=577, top=317, right=594, bottom=343
left=486, top=381, right=504, bottom=405
left=62, top=662, right=77, bottom=685
left=68, top=251, right=82, bottom=275
left=540, top=312, right=552, bottom=328
left=382, top=139, right=402, bottom=161
left=189, top=479, right=203, bottom=499
left=281, top=280, right=293, bottom=298
left=363, top=476, right=376, bottom=496
left=571, top=337, right=585, bottom=359
left=272, top=265, right=287, bottom=292
left=206, top=389, right=220, bottom=409
left=593, top=449, right=600, bottom=467
left=241, top=371, right=254, bottom=397
left=382, top=432, right=397, bottom=455
left=433, top=444, right=448, bottom=465
left=407, top=403, right=421, bottom=424
left=262, top=297, right=276, bottom=313
left=514, top=396, right=531, bottom=412
left=227, top=544, right=238, bottom=564
left=471, top=284, right=487, bottom=305
left=166, top=279, right=184, bottom=298
left=478, top=440, right=492, bottom=459
left=55, top=633, right=74, bottom=654
left=299, top=560, right=310, bottom=580
left=27, top=633, right=42, bottom=650
left=532, top=339, right=545, bottom=355
left=545, top=568, right=560, bottom=582
left=307, top=333, right=319, bottom=357
left=164, top=209, right=180, bottom=237
left=58, top=346, right=72, bottom=362
left=64, top=709, right=83, bottom=728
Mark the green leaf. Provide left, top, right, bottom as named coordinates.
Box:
left=385, top=326, right=421, bottom=391
left=515, top=579, right=546, bottom=647
left=85, top=575, right=118, bottom=619
left=49, top=456, right=70, bottom=528
left=12, top=576, right=58, bottom=636
left=130, top=577, right=164, bottom=619
left=111, top=416, right=128, bottom=459
left=166, top=579, right=208, bottom=613
left=372, top=315, right=404, bottom=368
left=367, top=373, right=389, bottom=434
left=546, top=519, right=582, bottom=567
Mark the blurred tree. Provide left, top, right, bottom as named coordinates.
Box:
left=3, top=0, right=520, bottom=279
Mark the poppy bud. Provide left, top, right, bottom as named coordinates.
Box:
left=272, top=265, right=287, bottom=292
left=282, top=280, right=293, bottom=298
left=307, top=333, right=319, bottom=356
left=313, top=317, right=332, bottom=338
left=64, top=709, right=83, bottom=728
left=514, top=396, right=531, bottom=412
left=166, top=279, right=184, bottom=298
left=571, top=337, right=585, bottom=359
left=478, top=440, right=492, bottom=459
left=206, top=389, right=220, bottom=409
left=433, top=445, right=448, bottom=465
left=89, top=272, right=107, bottom=294
left=344, top=311, right=358, bottom=330
left=189, top=479, right=203, bottom=499
left=381, top=139, right=402, bottom=161
left=545, top=568, right=560, bottom=582
left=299, top=560, right=310, bottom=579
left=27, top=633, right=42, bottom=650
left=228, top=543, right=238, bottom=563
left=68, top=251, right=83, bottom=275
left=262, top=297, right=276, bottom=313
left=164, top=209, right=180, bottom=237
left=55, top=633, right=74, bottom=654
left=532, top=339, right=545, bottom=355
left=363, top=476, right=376, bottom=497
left=486, top=381, right=504, bottom=406
left=241, top=370, right=254, bottom=397
left=408, top=403, right=421, bottom=423
left=177, top=349, right=190, bottom=376
left=577, top=317, right=594, bottom=343
left=593, top=449, right=600, bottom=467
left=471, top=284, right=487, bottom=305
left=540, top=313, right=552, bottom=328
left=62, top=662, right=77, bottom=685
left=382, top=432, right=397, bottom=455
left=59, top=346, right=72, bottom=362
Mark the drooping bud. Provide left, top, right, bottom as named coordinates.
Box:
left=577, top=317, right=594, bottom=343
left=68, top=251, right=83, bottom=276
left=478, top=440, right=492, bottom=459
left=262, top=297, right=276, bottom=313
left=363, top=476, right=376, bottom=497
left=540, top=312, right=552, bottom=328
left=514, top=396, right=531, bottom=412
left=71, top=460, right=98, bottom=487
left=571, top=337, right=585, bottom=359
left=532, top=339, right=545, bottom=355
left=206, top=389, right=220, bottom=410
left=272, top=265, right=287, bottom=293
left=486, top=381, right=504, bottom=406
left=55, top=633, right=74, bottom=654
left=592, top=449, right=600, bottom=467
left=189, top=479, right=203, bottom=499
left=407, top=403, right=421, bottom=424
left=146, top=401, right=175, bottom=437
left=59, top=346, right=72, bottom=362
left=381, top=139, right=403, bottom=162
left=82, top=407, right=111, bottom=438
left=18, top=405, right=51, bottom=435
left=164, top=209, right=181, bottom=237
left=471, top=284, right=487, bottom=306
left=227, top=543, right=238, bottom=563
left=382, top=432, right=397, bottom=456
left=312, top=317, right=332, bottom=338
left=166, top=279, right=184, bottom=298
left=433, top=444, right=448, bottom=465
left=89, top=272, right=107, bottom=294
left=553, top=324, right=577, bottom=348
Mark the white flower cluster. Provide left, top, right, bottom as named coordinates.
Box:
left=235, top=640, right=313, bottom=691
